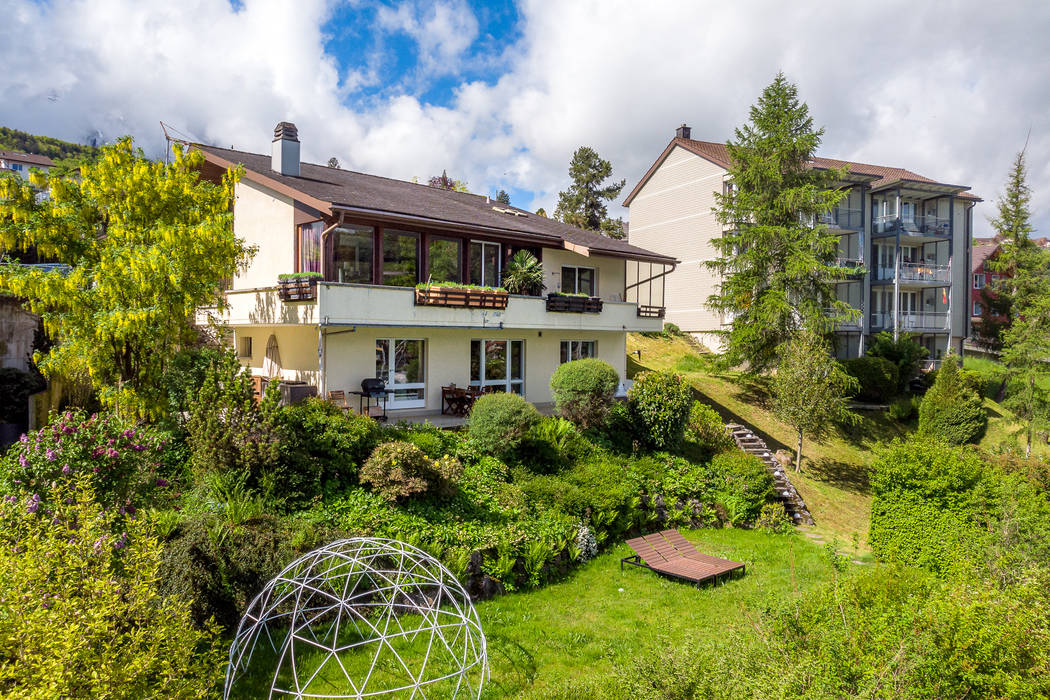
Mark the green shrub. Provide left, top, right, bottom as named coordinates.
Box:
left=0, top=366, right=46, bottom=424
left=640, top=564, right=1050, bottom=699
left=867, top=331, right=929, bottom=392
left=161, top=345, right=225, bottom=422
left=626, top=370, right=694, bottom=449
left=963, top=356, right=1007, bottom=399
left=841, top=356, right=899, bottom=403
left=708, top=451, right=774, bottom=526
left=381, top=420, right=461, bottom=459
left=887, top=395, right=919, bottom=421
left=549, top=358, right=619, bottom=429
left=918, top=356, right=987, bottom=445
left=757, top=501, right=793, bottom=533
left=663, top=322, right=681, bottom=336
left=869, top=437, right=989, bottom=573
left=0, top=478, right=224, bottom=698
left=185, top=350, right=283, bottom=482
left=275, top=398, right=379, bottom=504
left=0, top=409, right=182, bottom=512
left=467, top=392, right=542, bottom=455
left=359, top=441, right=461, bottom=503
left=683, top=401, right=734, bottom=456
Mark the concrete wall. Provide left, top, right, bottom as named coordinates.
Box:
left=541, top=249, right=626, bottom=301
left=234, top=324, right=627, bottom=412
left=233, top=180, right=296, bottom=289
left=0, top=301, right=38, bottom=372
left=626, top=145, right=726, bottom=335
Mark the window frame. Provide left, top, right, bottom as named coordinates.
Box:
left=973, top=273, right=985, bottom=290
left=560, top=265, right=597, bottom=296
left=375, top=338, right=426, bottom=409
left=470, top=339, right=525, bottom=394
left=560, top=340, right=596, bottom=364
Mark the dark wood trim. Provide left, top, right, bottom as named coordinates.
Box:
left=415, top=286, right=509, bottom=309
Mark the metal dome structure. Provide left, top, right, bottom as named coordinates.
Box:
left=224, top=538, right=487, bottom=699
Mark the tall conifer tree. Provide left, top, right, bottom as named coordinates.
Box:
left=706, top=73, right=857, bottom=371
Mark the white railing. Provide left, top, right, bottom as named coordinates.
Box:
left=899, top=262, right=950, bottom=283
left=869, top=311, right=949, bottom=331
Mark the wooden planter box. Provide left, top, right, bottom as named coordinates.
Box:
left=414, top=286, right=509, bottom=309
left=277, top=277, right=318, bottom=302
left=546, top=293, right=604, bottom=313
left=637, top=304, right=666, bottom=319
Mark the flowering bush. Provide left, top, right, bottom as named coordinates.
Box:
left=0, top=409, right=180, bottom=512
left=0, top=477, right=224, bottom=698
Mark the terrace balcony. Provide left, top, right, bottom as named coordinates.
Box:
left=872, top=214, right=952, bottom=239
left=869, top=311, right=949, bottom=332
left=819, top=207, right=864, bottom=232
left=822, top=307, right=863, bottom=330
left=215, top=282, right=664, bottom=333
left=871, top=262, right=951, bottom=285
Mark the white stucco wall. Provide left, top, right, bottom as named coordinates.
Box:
left=541, top=249, right=626, bottom=301
left=233, top=180, right=296, bottom=289
left=626, top=145, right=727, bottom=335
left=235, top=324, right=627, bottom=412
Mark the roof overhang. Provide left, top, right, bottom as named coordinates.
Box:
left=870, top=178, right=973, bottom=199
left=196, top=147, right=335, bottom=216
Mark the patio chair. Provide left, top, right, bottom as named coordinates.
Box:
left=621, top=529, right=744, bottom=586
left=327, top=390, right=350, bottom=412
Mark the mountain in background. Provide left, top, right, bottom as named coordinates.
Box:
left=0, top=126, right=101, bottom=170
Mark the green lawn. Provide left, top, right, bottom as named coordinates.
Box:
left=230, top=529, right=833, bottom=699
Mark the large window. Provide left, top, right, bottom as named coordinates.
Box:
left=560, top=266, right=595, bottom=296
left=298, top=221, right=322, bottom=274
left=382, top=229, right=419, bottom=286
left=333, top=225, right=373, bottom=284
left=469, top=241, right=501, bottom=287
left=428, top=237, right=462, bottom=284
left=376, top=339, right=425, bottom=408
left=470, top=339, right=524, bottom=394
left=560, top=340, right=595, bottom=364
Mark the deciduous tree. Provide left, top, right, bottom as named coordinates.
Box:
left=0, top=139, right=251, bottom=417
left=706, top=73, right=857, bottom=371
left=771, top=329, right=858, bottom=471
left=428, top=169, right=469, bottom=192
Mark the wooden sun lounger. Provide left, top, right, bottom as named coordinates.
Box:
left=621, top=529, right=745, bottom=586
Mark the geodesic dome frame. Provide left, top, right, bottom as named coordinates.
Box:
left=224, top=537, right=488, bottom=699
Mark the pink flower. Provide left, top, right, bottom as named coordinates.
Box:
left=105, top=448, right=118, bottom=459
left=61, top=465, right=71, bottom=475
left=17, top=454, right=27, bottom=469
left=156, top=478, right=169, bottom=487
left=45, top=449, right=56, bottom=462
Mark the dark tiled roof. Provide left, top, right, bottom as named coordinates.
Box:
left=972, top=242, right=998, bottom=273
left=0, top=149, right=54, bottom=167
left=194, top=144, right=675, bottom=264
left=624, top=137, right=979, bottom=205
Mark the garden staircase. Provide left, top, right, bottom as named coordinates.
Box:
left=725, top=423, right=815, bottom=526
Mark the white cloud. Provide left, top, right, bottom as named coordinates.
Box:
left=1, top=0, right=1048, bottom=237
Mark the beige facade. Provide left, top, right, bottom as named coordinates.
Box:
left=625, top=134, right=979, bottom=363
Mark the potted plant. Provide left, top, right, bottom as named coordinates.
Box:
left=414, top=281, right=509, bottom=309
left=546, top=291, right=603, bottom=313
left=502, top=250, right=545, bottom=296
left=277, top=272, right=322, bottom=302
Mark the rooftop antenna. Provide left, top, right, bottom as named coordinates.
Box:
left=160, top=121, right=198, bottom=164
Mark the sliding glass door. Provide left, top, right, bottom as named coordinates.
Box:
left=375, top=339, right=425, bottom=409
left=470, top=339, right=524, bottom=394
left=469, top=241, right=501, bottom=287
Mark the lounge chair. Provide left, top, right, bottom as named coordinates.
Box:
left=327, top=390, right=350, bottom=412
left=621, top=529, right=744, bottom=585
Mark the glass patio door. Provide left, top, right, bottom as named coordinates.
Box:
left=469, top=241, right=501, bottom=287
left=375, top=339, right=425, bottom=409
left=470, top=340, right=524, bottom=394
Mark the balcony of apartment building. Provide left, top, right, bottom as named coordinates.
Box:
left=823, top=306, right=863, bottom=331
left=869, top=310, right=949, bottom=333
left=819, top=206, right=864, bottom=232
left=870, top=260, right=952, bottom=286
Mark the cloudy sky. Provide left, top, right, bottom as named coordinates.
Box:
left=3, top=0, right=1048, bottom=237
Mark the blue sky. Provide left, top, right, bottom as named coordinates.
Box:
left=2, top=0, right=1050, bottom=233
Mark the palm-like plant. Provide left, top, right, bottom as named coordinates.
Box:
left=502, top=250, right=545, bottom=296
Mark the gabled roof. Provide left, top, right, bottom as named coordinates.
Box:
left=193, top=144, right=676, bottom=265
left=623, top=137, right=980, bottom=206
left=0, top=149, right=55, bottom=168
left=972, top=241, right=999, bottom=273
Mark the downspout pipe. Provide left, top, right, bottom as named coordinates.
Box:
left=318, top=213, right=345, bottom=397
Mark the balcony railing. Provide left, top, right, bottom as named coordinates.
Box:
left=819, top=207, right=863, bottom=231
left=873, top=214, right=952, bottom=237
left=899, top=262, right=950, bottom=283
left=822, top=307, right=862, bottom=329
left=869, top=311, right=949, bottom=332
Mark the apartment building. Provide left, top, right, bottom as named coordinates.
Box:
left=191, top=123, right=674, bottom=415
left=624, top=125, right=980, bottom=364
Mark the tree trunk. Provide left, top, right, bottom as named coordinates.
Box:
left=1026, top=426, right=1032, bottom=460
left=795, top=428, right=803, bottom=473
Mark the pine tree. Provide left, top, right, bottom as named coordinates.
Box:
left=554, top=146, right=625, bottom=232
left=495, top=189, right=511, bottom=205
left=1001, top=296, right=1050, bottom=457
left=706, top=73, right=856, bottom=371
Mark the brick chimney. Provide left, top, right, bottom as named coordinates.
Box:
left=271, top=121, right=300, bottom=177
left=675, top=123, right=691, bottom=139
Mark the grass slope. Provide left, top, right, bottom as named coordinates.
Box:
left=627, top=333, right=909, bottom=549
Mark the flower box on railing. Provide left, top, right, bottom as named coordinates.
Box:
left=546, top=293, right=603, bottom=313
left=414, top=285, right=509, bottom=309
left=277, top=274, right=320, bottom=302
left=637, top=305, right=666, bottom=319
